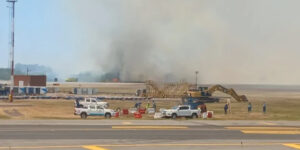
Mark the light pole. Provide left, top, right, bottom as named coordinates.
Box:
left=7, top=0, right=17, bottom=102
left=195, top=71, right=199, bottom=89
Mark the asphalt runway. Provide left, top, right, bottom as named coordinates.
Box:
left=0, top=120, right=300, bottom=150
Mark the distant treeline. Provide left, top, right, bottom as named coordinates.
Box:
left=0, top=63, right=57, bottom=81
left=0, top=68, right=23, bottom=80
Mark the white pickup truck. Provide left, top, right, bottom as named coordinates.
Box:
left=162, top=105, right=200, bottom=119
left=74, top=105, right=116, bottom=119
left=75, top=98, right=108, bottom=108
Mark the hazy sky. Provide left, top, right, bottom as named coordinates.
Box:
left=1, top=0, right=300, bottom=84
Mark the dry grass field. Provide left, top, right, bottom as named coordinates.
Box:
left=0, top=99, right=179, bottom=120
left=0, top=84, right=300, bottom=120
left=0, top=95, right=299, bottom=120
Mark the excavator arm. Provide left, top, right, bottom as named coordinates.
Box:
left=207, top=84, right=248, bottom=102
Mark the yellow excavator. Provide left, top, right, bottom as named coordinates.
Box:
left=185, top=84, right=248, bottom=102
left=139, top=80, right=248, bottom=102
left=207, top=84, right=248, bottom=102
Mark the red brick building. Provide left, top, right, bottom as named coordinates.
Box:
left=14, top=75, right=46, bottom=87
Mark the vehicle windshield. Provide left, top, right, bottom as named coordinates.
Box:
left=89, top=98, right=102, bottom=102
left=172, top=106, right=178, bottom=109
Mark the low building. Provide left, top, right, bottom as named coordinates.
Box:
left=14, top=75, right=46, bottom=87
left=7, top=75, right=48, bottom=95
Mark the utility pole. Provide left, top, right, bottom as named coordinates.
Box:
left=195, top=71, right=199, bottom=89
left=27, top=67, right=30, bottom=76
left=7, top=0, right=17, bottom=102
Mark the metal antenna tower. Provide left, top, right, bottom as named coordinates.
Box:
left=7, top=0, right=17, bottom=102
left=195, top=71, right=199, bottom=89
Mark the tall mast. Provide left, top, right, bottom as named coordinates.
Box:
left=7, top=0, right=17, bottom=102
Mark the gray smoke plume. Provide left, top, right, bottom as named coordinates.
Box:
left=101, top=30, right=157, bottom=82
left=61, top=0, right=300, bottom=84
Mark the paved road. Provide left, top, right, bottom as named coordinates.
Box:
left=0, top=125, right=299, bottom=140
left=0, top=120, right=299, bottom=150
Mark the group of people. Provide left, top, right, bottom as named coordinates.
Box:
left=247, top=102, right=267, bottom=113
left=224, top=102, right=267, bottom=114
left=134, top=100, right=157, bottom=112
left=146, top=100, right=156, bottom=111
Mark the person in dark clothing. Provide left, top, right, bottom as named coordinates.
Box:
left=75, top=99, right=83, bottom=108
left=134, top=102, right=141, bottom=109
left=152, top=101, right=156, bottom=112
left=263, top=102, right=266, bottom=113
left=248, top=102, right=252, bottom=112
left=134, top=102, right=138, bottom=108
left=204, top=104, right=207, bottom=112
left=200, top=104, right=207, bottom=113
left=224, top=104, right=228, bottom=114
left=200, top=104, right=204, bottom=112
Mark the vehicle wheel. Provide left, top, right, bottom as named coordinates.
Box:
left=192, top=113, right=198, bottom=119
left=80, top=113, right=87, bottom=119
left=171, top=113, right=177, bottom=119
left=105, top=113, right=111, bottom=119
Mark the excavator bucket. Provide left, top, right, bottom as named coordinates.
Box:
left=239, top=95, right=248, bottom=102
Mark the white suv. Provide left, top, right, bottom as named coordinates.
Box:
left=162, top=105, right=200, bottom=119
left=74, top=105, right=115, bottom=119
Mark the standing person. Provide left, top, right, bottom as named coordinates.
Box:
left=134, top=102, right=138, bottom=108
left=200, top=104, right=204, bottom=113
left=224, top=103, right=228, bottom=114
left=200, top=103, right=207, bottom=113
left=263, top=102, right=266, bottom=113
left=248, top=102, right=252, bottom=112
left=227, top=99, right=231, bottom=113
left=134, top=102, right=141, bottom=109
left=152, top=100, right=156, bottom=112
left=200, top=103, right=207, bottom=119
left=197, top=105, right=201, bottom=114
left=146, top=100, right=150, bottom=109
